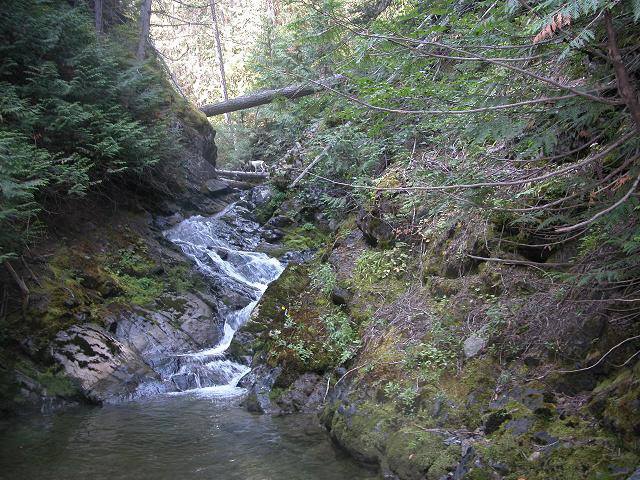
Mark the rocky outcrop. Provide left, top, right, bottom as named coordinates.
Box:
left=51, top=324, right=163, bottom=404
left=356, top=207, right=394, bottom=247
left=275, top=373, right=326, bottom=413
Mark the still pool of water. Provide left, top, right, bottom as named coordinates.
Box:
left=0, top=394, right=377, bottom=480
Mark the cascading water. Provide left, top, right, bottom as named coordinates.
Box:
left=1, top=194, right=378, bottom=480
left=162, top=202, right=284, bottom=397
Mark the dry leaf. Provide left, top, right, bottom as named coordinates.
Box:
left=533, top=13, right=571, bottom=43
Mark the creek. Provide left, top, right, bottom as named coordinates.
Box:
left=0, top=197, right=375, bottom=480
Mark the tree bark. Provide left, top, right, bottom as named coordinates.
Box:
left=200, top=74, right=345, bottom=116
left=215, top=169, right=269, bottom=181
left=137, top=0, right=153, bottom=61
left=95, top=0, right=103, bottom=35
left=604, top=11, right=640, bottom=132
left=209, top=0, right=231, bottom=124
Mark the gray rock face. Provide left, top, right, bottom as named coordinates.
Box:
left=204, top=178, right=231, bottom=195
left=266, top=215, right=294, bottom=228
left=276, top=373, right=326, bottom=413
left=251, top=185, right=273, bottom=206
left=52, top=324, right=163, bottom=404
left=463, top=335, right=486, bottom=358
left=105, top=293, right=222, bottom=370
left=627, top=467, right=640, bottom=480
left=49, top=290, right=225, bottom=404
left=242, top=365, right=282, bottom=414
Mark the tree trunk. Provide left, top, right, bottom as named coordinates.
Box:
left=209, top=0, right=231, bottom=124
left=215, top=169, right=269, bottom=181
left=200, top=74, right=345, bottom=116
left=604, top=11, right=640, bottom=132
left=136, top=0, right=153, bottom=61
left=95, top=0, right=103, bottom=35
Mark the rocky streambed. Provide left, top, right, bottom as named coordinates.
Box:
left=36, top=186, right=292, bottom=404
left=0, top=184, right=379, bottom=479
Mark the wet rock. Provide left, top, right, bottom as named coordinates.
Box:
left=276, top=373, right=326, bottom=413
left=266, top=215, right=294, bottom=228
left=255, top=241, right=287, bottom=257
left=241, top=365, right=282, bottom=414
left=251, top=185, right=273, bottom=206
left=330, top=286, right=352, bottom=306
left=627, top=467, right=640, bottom=480
left=155, top=212, right=185, bottom=229
left=463, top=335, right=486, bottom=358
left=204, top=178, right=231, bottom=195
left=235, top=199, right=254, bottom=210
left=51, top=324, right=163, bottom=404
left=280, top=250, right=315, bottom=265
left=261, top=228, right=284, bottom=243
left=105, top=293, right=223, bottom=371
left=219, top=290, right=254, bottom=310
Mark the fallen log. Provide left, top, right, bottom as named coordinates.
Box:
left=215, top=169, right=269, bottom=182
left=200, top=75, right=345, bottom=117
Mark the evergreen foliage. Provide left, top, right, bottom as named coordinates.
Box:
left=239, top=0, right=640, bottom=305
left=0, top=0, right=179, bottom=261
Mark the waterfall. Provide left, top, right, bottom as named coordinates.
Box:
left=162, top=202, right=284, bottom=397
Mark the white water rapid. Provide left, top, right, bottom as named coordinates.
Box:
left=163, top=203, right=284, bottom=398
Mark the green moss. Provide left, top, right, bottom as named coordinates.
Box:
left=34, top=367, right=79, bottom=397
left=15, top=358, right=79, bottom=398
left=108, top=273, right=164, bottom=306
left=255, top=187, right=287, bottom=224
left=328, top=401, right=397, bottom=464
left=589, top=364, right=640, bottom=446
left=386, top=427, right=457, bottom=480
left=282, top=223, right=328, bottom=250
left=248, top=263, right=362, bottom=378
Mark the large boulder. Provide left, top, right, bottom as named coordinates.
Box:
left=203, top=178, right=231, bottom=196
left=275, top=373, right=326, bottom=413
left=251, top=185, right=273, bottom=207
left=356, top=207, right=394, bottom=247
left=51, top=324, right=163, bottom=404
left=241, top=365, right=282, bottom=414
left=104, top=293, right=223, bottom=372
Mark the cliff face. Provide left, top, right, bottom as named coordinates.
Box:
left=237, top=193, right=640, bottom=480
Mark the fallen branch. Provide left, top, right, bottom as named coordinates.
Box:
left=215, top=169, right=269, bottom=181
left=555, top=171, right=640, bottom=233
left=4, top=261, right=29, bottom=297
left=290, top=145, right=331, bottom=187
left=466, top=254, right=571, bottom=268
left=536, top=334, right=640, bottom=379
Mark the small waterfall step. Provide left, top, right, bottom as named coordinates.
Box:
left=162, top=199, right=284, bottom=398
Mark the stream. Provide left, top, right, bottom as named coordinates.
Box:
left=0, top=198, right=376, bottom=480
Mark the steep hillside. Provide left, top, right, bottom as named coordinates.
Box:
left=0, top=0, right=223, bottom=413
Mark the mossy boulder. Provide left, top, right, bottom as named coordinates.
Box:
left=324, top=400, right=397, bottom=465
left=386, top=427, right=457, bottom=480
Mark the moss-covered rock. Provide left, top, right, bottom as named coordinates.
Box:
left=386, top=427, right=457, bottom=480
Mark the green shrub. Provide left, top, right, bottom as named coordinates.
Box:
left=310, top=263, right=337, bottom=296
left=0, top=0, right=180, bottom=261
left=353, top=245, right=410, bottom=288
